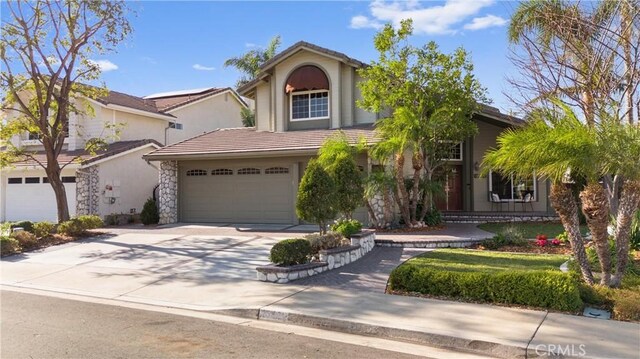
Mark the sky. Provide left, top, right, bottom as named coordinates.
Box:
left=2, top=0, right=522, bottom=113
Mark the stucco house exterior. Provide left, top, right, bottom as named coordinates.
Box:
left=0, top=87, right=247, bottom=222
left=144, top=41, right=553, bottom=226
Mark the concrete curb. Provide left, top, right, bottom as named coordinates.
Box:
left=375, top=238, right=483, bottom=248
left=252, top=308, right=537, bottom=359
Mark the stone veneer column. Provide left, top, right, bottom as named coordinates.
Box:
left=159, top=160, right=178, bottom=224
left=76, top=165, right=100, bottom=215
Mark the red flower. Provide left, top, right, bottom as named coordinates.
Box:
left=536, top=234, right=548, bottom=241
left=551, top=238, right=561, bottom=246
left=536, top=239, right=548, bottom=247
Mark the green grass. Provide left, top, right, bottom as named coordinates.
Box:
left=406, top=249, right=569, bottom=273
left=478, top=222, right=588, bottom=239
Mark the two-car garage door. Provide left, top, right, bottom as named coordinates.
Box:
left=180, top=163, right=295, bottom=224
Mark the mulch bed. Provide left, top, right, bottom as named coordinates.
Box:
left=469, top=242, right=573, bottom=255
left=3, top=232, right=105, bottom=257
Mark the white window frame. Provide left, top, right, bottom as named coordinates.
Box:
left=488, top=170, right=537, bottom=202
left=442, top=142, right=463, bottom=161
left=289, top=89, right=330, bottom=122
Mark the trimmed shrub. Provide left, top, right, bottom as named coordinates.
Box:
left=330, top=219, right=362, bottom=239
left=76, top=215, right=103, bottom=230
left=11, top=231, right=38, bottom=250
left=140, top=198, right=160, bottom=225
left=388, top=265, right=583, bottom=312
left=296, top=159, right=337, bottom=233
left=270, top=238, right=312, bottom=266
left=481, top=227, right=527, bottom=250
left=11, top=221, right=34, bottom=233
left=305, top=232, right=345, bottom=254
left=57, top=219, right=85, bottom=237
left=1, top=236, right=21, bottom=256
left=611, top=289, right=640, bottom=322
left=33, top=221, right=56, bottom=238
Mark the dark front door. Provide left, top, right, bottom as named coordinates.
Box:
left=435, top=165, right=463, bottom=211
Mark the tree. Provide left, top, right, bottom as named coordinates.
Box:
left=1, top=0, right=132, bottom=222
left=358, top=19, right=487, bottom=226
left=507, top=0, right=640, bottom=287
left=296, top=159, right=337, bottom=234
left=240, top=107, right=255, bottom=127
left=224, top=35, right=281, bottom=88
left=317, top=132, right=364, bottom=219
left=483, top=104, right=640, bottom=287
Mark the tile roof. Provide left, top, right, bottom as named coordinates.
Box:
left=149, top=87, right=246, bottom=112
left=12, top=139, right=161, bottom=168
left=477, top=104, right=525, bottom=126
left=143, top=125, right=378, bottom=160
left=95, top=90, right=171, bottom=117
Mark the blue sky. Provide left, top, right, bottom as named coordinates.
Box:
left=3, top=1, right=521, bottom=113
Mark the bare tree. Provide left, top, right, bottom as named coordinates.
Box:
left=1, top=0, right=132, bottom=222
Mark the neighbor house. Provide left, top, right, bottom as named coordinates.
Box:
left=0, top=87, right=247, bottom=222
left=144, top=41, right=553, bottom=226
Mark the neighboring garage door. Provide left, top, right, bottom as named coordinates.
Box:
left=180, top=164, right=294, bottom=224
left=6, top=175, right=76, bottom=222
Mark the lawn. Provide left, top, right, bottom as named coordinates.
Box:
left=404, top=249, right=569, bottom=273
left=478, top=222, right=589, bottom=239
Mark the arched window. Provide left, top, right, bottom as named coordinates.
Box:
left=286, top=65, right=329, bottom=121
left=237, top=168, right=261, bottom=175
left=265, top=167, right=289, bottom=174
left=186, top=169, right=207, bottom=176
left=211, top=168, right=233, bottom=176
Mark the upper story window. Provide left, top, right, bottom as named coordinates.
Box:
left=286, top=65, right=329, bottom=122
left=443, top=142, right=463, bottom=161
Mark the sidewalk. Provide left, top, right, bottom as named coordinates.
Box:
left=251, top=287, right=640, bottom=359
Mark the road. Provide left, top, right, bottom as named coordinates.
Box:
left=1, top=290, right=428, bottom=359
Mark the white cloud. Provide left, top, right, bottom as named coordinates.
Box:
left=350, top=15, right=383, bottom=30
left=351, top=0, right=497, bottom=35
left=88, top=59, right=119, bottom=72
left=192, top=64, right=215, bottom=71
left=463, top=14, right=508, bottom=30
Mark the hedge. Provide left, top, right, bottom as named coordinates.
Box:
left=270, top=238, right=312, bottom=266
left=388, top=265, right=583, bottom=312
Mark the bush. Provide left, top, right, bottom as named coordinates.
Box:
left=611, top=289, right=640, bottom=322
left=33, top=221, right=56, bottom=238
left=57, top=219, right=85, bottom=237
left=296, top=159, right=337, bottom=233
left=330, top=219, right=362, bottom=238
left=1, top=236, right=21, bottom=256
left=481, top=227, right=527, bottom=250
left=76, top=215, right=103, bottom=230
left=11, top=231, right=38, bottom=250
left=305, top=232, right=345, bottom=254
left=11, top=220, right=34, bottom=233
left=423, top=209, right=442, bottom=227
left=388, top=265, right=583, bottom=312
left=556, top=231, right=570, bottom=244
left=140, top=198, right=160, bottom=225
left=270, top=238, right=312, bottom=266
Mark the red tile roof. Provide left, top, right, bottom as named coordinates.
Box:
left=143, top=125, right=378, bottom=160
left=12, top=139, right=161, bottom=168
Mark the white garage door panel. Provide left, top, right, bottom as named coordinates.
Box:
left=181, top=165, right=294, bottom=224
left=6, top=183, right=76, bottom=222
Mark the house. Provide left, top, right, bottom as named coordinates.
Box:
left=0, top=87, right=247, bottom=222
left=143, top=41, right=553, bottom=225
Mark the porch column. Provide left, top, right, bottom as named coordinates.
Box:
left=76, top=165, right=100, bottom=216
left=159, top=160, right=178, bottom=224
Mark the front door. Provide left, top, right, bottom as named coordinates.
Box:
left=435, top=165, right=463, bottom=211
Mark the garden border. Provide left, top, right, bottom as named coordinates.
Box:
left=256, top=230, right=376, bottom=283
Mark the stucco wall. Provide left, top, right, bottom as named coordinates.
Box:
left=166, top=92, right=245, bottom=144
left=353, top=73, right=377, bottom=125
left=95, top=146, right=159, bottom=217
left=255, top=82, right=272, bottom=131
left=115, top=111, right=166, bottom=144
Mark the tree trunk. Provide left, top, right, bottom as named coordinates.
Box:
left=365, top=200, right=380, bottom=229
left=45, top=163, right=70, bottom=223
left=580, top=183, right=612, bottom=286
left=419, top=168, right=434, bottom=221
left=410, top=152, right=423, bottom=223
left=611, top=180, right=640, bottom=287
left=394, top=152, right=412, bottom=226
left=621, top=0, right=635, bottom=125
left=550, top=183, right=594, bottom=285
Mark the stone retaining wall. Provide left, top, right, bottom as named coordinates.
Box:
left=256, top=230, right=376, bottom=284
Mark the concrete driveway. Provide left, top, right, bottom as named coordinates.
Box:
left=1, top=224, right=316, bottom=311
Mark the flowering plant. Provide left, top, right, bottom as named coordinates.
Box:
left=536, top=238, right=548, bottom=247
left=535, top=234, right=548, bottom=241
left=551, top=238, right=561, bottom=246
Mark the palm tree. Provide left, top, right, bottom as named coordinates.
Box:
left=483, top=104, right=640, bottom=286
left=223, top=35, right=281, bottom=88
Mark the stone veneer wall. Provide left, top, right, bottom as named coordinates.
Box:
left=256, top=230, right=376, bottom=283
left=159, top=160, right=178, bottom=224
left=76, top=165, right=99, bottom=216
